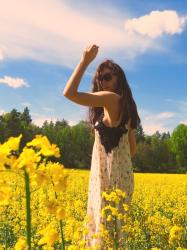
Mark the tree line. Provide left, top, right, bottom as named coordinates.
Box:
left=0, top=107, right=186, bottom=173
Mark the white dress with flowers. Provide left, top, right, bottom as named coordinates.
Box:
left=83, top=112, right=135, bottom=249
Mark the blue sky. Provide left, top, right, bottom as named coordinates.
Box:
left=0, top=0, right=187, bottom=135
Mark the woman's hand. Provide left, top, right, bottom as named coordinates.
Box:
left=80, top=44, right=99, bottom=65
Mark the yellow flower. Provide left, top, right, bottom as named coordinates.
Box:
left=110, top=207, right=118, bottom=216
left=26, top=134, right=46, bottom=148
left=92, top=233, right=99, bottom=239
left=27, top=135, right=60, bottom=158
left=117, top=213, right=124, bottom=220
left=102, top=188, right=126, bottom=204
left=123, top=214, right=128, bottom=222
left=15, top=236, right=27, bottom=250
left=38, top=229, right=59, bottom=246
left=13, top=147, right=41, bottom=172
left=40, top=143, right=60, bottom=158
left=3, top=134, right=22, bottom=152
left=0, top=151, right=7, bottom=170
left=0, top=134, right=22, bottom=169
left=5, top=155, right=17, bottom=168
left=43, top=246, right=54, bottom=250
left=115, top=188, right=127, bottom=198
left=82, top=227, right=89, bottom=236
left=32, top=169, right=50, bottom=186
left=106, top=214, right=112, bottom=221
left=176, top=247, right=187, bottom=250
left=169, top=225, right=184, bottom=244
left=100, top=205, right=113, bottom=217
left=46, top=163, right=68, bottom=192
left=123, top=203, right=129, bottom=211
left=79, top=239, right=87, bottom=247
left=53, top=179, right=67, bottom=193
left=47, top=163, right=65, bottom=181
left=44, top=200, right=58, bottom=214
left=38, top=227, right=59, bottom=247
left=0, top=181, right=12, bottom=205
left=56, top=207, right=66, bottom=220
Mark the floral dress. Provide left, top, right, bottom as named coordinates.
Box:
left=83, top=112, right=134, bottom=249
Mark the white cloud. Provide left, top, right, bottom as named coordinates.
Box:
left=177, top=100, right=187, bottom=113
left=21, top=102, right=31, bottom=107
left=68, top=119, right=79, bottom=126
left=139, top=109, right=176, bottom=135
left=0, top=51, right=3, bottom=60
left=0, top=0, right=166, bottom=68
left=165, top=98, right=187, bottom=113
left=0, top=76, right=29, bottom=88
left=144, top=111, right=176, bottom=121
left=124, top=10, right=187, bottom=38
left=32, top=116, right=58, bottom=127
left=0, top=108, right=6, bottom=115
left=32, top=114, right=80, bottom=127
left=42, top=107, right=56, bottom=112
left=180, top=120, right=187, bottom=125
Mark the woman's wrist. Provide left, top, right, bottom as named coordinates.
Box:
left=79, top=57, right=91, bottom=67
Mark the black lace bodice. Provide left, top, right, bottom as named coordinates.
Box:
left=94, top=112, right=128, bottom=154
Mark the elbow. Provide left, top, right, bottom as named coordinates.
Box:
left=63, top=91, right=72, bottom=98
left=63, top=90, right=68, bottom=96
left=62, top=86, right=70, bottom=96
left=63, top=93, right=68, bottom=98
left=63, top=90, right=76, bottom=98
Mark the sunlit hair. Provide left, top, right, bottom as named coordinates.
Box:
left=86, top=59, right=141, bottom=133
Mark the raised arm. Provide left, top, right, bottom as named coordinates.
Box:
left=62, top=59, right=89, bottom=97
left=62, top=44, right=120, bottom=107
left=63, top=44, right=99, bottom=97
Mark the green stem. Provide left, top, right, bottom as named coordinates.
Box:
left=59, top=220, right=65, bottom=250
left=54, top=189, right=65, bottom=250
left=114, top=216, right=118, bottom=250
left=5, top=224, right=7, bottom=250
left=113, top=198, right=118, bottom=250
left=24, top=170, right=32, bottom=250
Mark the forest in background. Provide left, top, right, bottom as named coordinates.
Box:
left=0, top=107, right=186, bottom=173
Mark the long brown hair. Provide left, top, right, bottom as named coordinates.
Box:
left=85, top=59, right=141, bottom=133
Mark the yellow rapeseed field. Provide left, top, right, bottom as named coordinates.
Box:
left=0, top=134, right=186, bottom=250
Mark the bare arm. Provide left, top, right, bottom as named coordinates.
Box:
left=63, top=59, right=88, bottom=97
left=128, top=119, right=137, bottom=157
left=128, top=129, right=137, bottom=157
left=63, top=44, right=99, bottom=97
left=63, top=44, right=120, bottom=107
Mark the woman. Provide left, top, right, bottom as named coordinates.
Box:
left=63, top=44, right=141, bottom=249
